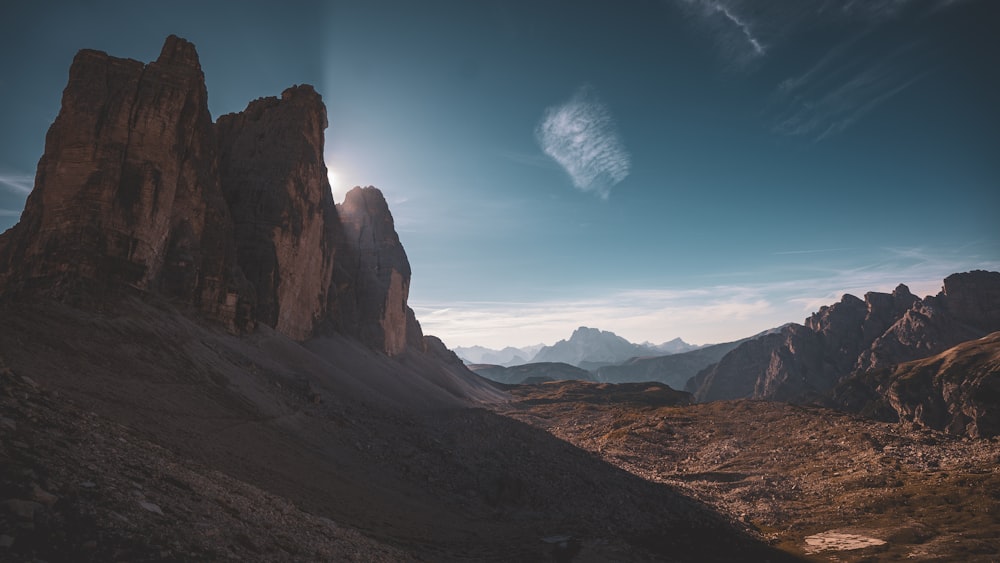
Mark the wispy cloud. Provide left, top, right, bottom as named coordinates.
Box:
left=672, top=1, right=966, bottom=139
left=770, top=41, right=931, bottom=141
left=536, top=85, right=631, bottom=199
left=0, top=174, right=33, bottom=195
left=674, top=0, right=972, bottom=67
left=773, top=247, right=851, bottom=255
left=674, top=0, right=768, bottom=64
left=413, top=246, right=1000, bottom=348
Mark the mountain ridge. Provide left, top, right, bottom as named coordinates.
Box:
left=528, top=326, right=699, bottom=368
left=688, top=271, right=1000, bottom=437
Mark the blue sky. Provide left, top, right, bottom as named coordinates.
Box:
left=1, top=0, right=998, bottom=348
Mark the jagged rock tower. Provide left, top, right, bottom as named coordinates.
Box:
left=0, top=35, right=424, bottom=354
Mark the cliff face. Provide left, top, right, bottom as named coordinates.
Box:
left=216, top=85, right=338, bottom=340
left=858, top=271, right=1000, bottom=372
left=331, top=187, right=423, bottom=355
left=692, top=274, right=1000, bottom=405
left=0, top=36, right=425, bottom=355
left=0, top=36, right=254, bottom=330
left=881, top=332, right=1000, bottom=438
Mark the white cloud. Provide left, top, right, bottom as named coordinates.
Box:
left=671, top=0, right=787, bottom=66
left=678, top=0, right=766, bottom=61
left=535, top=86, right=630, bottom=199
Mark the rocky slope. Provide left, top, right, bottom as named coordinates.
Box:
left=689, top=272, right=1000, bottom=433
left=0, top=297, right=793, bottom=562
left=833, top=331, right=1000, bottom=438
left=502, top=384, right=1000, bottom=561
left=0, top=35, right=795, bottom=561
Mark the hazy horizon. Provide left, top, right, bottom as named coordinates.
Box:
left=1, top=1, right=997, bottom=349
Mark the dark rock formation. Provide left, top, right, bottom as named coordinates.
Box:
left=846, top=332, right=1000, bottom=438
left=0, top=36, right=254, bottom=330
left=329, top=186, right=422, bottom=355
left=691, top=272, right=1000, bottom=420
left=216, top=85, right=338, bottom=340
left=885, top=332, right=1000, bottom=438
left=0, top=35, right=429, bottom=356
left=858, top=272, right=1000, bottom=372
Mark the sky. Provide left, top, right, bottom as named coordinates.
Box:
left=1, top=0, right=998, bottom=349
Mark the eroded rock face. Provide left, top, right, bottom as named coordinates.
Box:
left=692, top=272, right=1000, bottom=426
left=0, top=36, right=254, bottom=330
left=0, top=36, right=429, bottom=356
left=216, top=85, right=338, bottom=340
left=330, top=187, right=422, bottom=355
left=884, top=332, right=1000, bottom=438
left=857, top=272, right=1000, bottom=373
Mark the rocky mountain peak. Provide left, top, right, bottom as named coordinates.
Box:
left=156, top=34, right=201, bottom=69
left=0, top=35, right=252, bottom=328
left=570, top=326, right=615, bottom=341
left=942, top=270, right=1000, bottom=332
left=691, top=271, right=1000, bottom=437
left=332, top=186, right=418, bottom=355
left=893, top=283, right=912, bottom=298
left=0, top=36, right=427, bottom=355
left=215, top=80, right=337, bottom=340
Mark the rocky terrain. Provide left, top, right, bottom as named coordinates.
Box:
left=688, top=273, right=1000, bottom=438
left=833, top=331, right=1000, bottom=438
left=0, top=296, right=799, bottom=562
left=0, top=36, right=800, bottom=562
left=502, top=381, right=1000, bottom=562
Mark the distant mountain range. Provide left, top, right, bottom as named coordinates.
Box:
left=532, top=327, right=701, bottom=369
left=594, top=325, right=788, bottom=390
left=467, top=362, right=593, bottom=385
left=457, top=327, right=701, bottom=369
left=452, top=344, right=545, bottom=366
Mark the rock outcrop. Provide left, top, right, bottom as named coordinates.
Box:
left=0, top=35, right=430, bottom=356
left=216, top=85, right=338, bottom=340
left=858, top=271, right=1000, bottom=372
left=0, top=36, right=254, bottom=330
left=329, top=186, right=423, bottom=355
left=884, top=332, right=1000, bottom=438
left=691, top=272, right=1000, bottom=416
left=840, top=332, right=1000, bottom=438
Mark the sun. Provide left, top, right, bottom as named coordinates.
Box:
left=326, top=166, right=337, bottom=190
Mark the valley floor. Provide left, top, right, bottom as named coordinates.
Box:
left=498, top=380, right=1000, bottom=562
